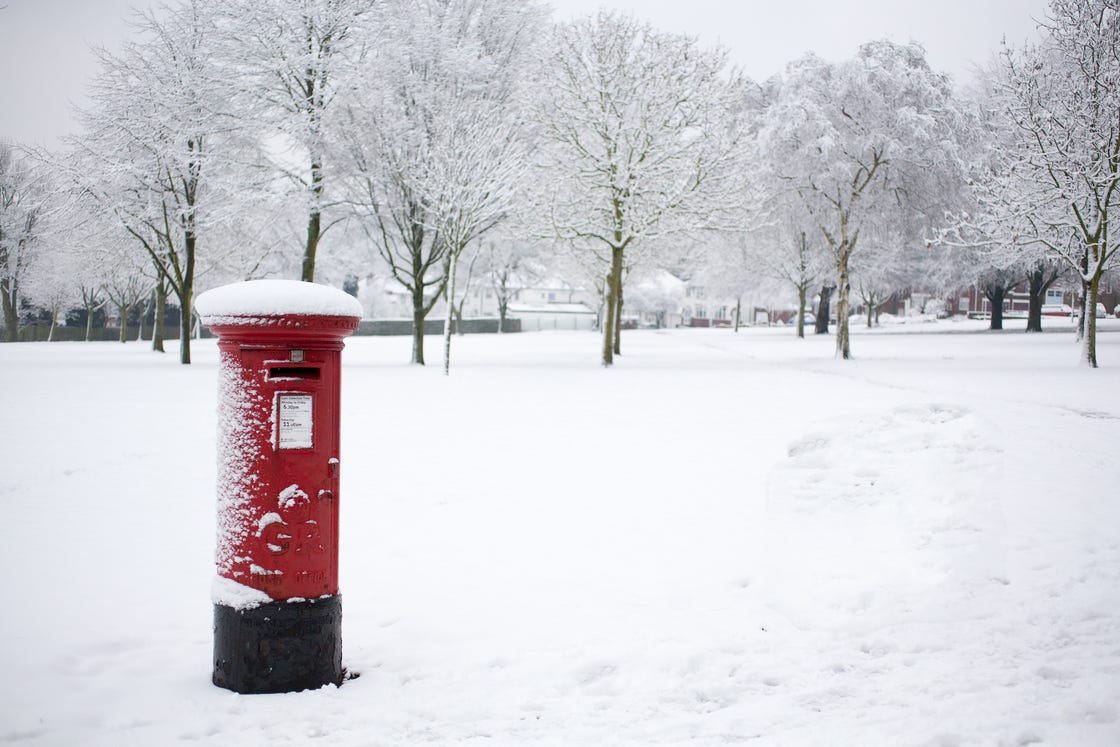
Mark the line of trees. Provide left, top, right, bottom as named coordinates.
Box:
left=2, top=0, right=1118, bottom=367
left=941, top=0, right=1120, bottom=367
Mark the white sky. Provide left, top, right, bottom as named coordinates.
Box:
left=0, top=0, right=1049, bottom=148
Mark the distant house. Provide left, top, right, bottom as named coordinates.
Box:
left=679, top=284, right=739, bottom=327
left=627, top=270, right=686, bottom=328
left=463, top=277, right=599, bottom=330
left=356, top=271, right=600, bottom=331
left=955, top=285, right=1077, bottom=318
left=508, top=302, right=597, bottom=331
left=356, top=274, right=416, bottom=320
left=508, top=278, right=597, bottom=309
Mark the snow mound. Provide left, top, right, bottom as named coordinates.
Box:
left=765, top=403, right=1006, bottom=631
left=195, top=279, right=363, bottom=320
left=211, top=574, right=273, bottom=610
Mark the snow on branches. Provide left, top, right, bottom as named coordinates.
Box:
left=533, top=10, right=748, bottom=366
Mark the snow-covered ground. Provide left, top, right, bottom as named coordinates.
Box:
left=2, top=318, right=1119, bottom=746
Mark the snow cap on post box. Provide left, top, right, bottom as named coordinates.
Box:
left=196, top=278, right=363, bottom=327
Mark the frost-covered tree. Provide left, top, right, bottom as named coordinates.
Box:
left=65, top=0, right=257, bottom=363
left=1023, top=258, right=1065, bottom=332
left=102, top=245, right=153, bottom=344
left=0, top=144, right=49, bottom=342
left=20, top=198, right=94, bottom=342
left=76, top=280, right=109, bottom=342
left=478, top=234, right=542, bottom=333
left=341, top=0, right=540, bottom=366
left=850, top=228, right=909, bottom=327
left=744, top=196, right=831, bottom=338
left=937, top=54, right=1070, bottom=337
left=444, top=242, right=481, bottom=336
left=534, top=11, right=747, bottom=366
left=217, top=0, right=375, bottom=283
left=758, top=41, right=964, bottom=359
left=978, top=263, right=1023, bottom=331
left=960, top=1, right=1120, bottom=366
left=22, top=247, right=77, bottom=342
left=0, top=144, right=84, bottom=343
left=427, top=75, right=533, bottom=374
left=65, top=206, right=162, bottom=344
left=626, top=268, right=686, bottom=329
left=342, top=97, right=448, bottom=365
left=781, top=230, right=827, bottom=337
left=694, top=233, right=752, bottom=331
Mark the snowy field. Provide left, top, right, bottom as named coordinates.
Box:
left=2, top=318, right=1119, bottom=747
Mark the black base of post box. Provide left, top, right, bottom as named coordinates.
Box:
left=212, top=594, right=342, bottom=694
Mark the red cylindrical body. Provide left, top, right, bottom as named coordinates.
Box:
left=207, top=314, right=359, bottom=601
left=200, top=280, right=362, bottom=694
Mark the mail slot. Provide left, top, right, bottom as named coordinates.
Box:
left=196, top=279, right=362, bottom=694
left=269, top=366, right=321, bottom=380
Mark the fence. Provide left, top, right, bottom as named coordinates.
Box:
left=6, top=318, right=525, bottom=343
left=11, top=324, right=183, bottom=343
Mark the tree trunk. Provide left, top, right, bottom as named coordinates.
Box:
left=443, top=254, right=458, bottom=376
left=835, top=255, right=851, bottom=359
left=137, top=294, right=150, bottom=342
left=153, top=281, right=167, bottom=353
left=119, top=303, right=130, bottom=343
left=796, top=285, right=807, bottom=339
left=453, top=288, right=468, bottom=337
left=986, top=286, right=1006, bottom=331
left=1025, top=301, right=1042, bottom=333
left=1026, top=268, right=1044, bottom=333
left=734, top=297, right=742, bottom=333
left=178, top=287, right=192, bottom=365
left=1075, top=250, right=1089, bottom=342
left=1025, top=263, right=1059, bottom=334
left=601, top=246, right=624, bottom=367
left=85, top=302, right=95, bottom=342
left=601, top=278, right=615, bottom=366
left=47, top=304, right=59, bottom=342
left=302, top=157, right=324, bottom=283
left=411, top=287, right=427, bottom=365
left=498, top=300, right=507, bottom=334
left=1082, top=274, right=1100, bottom=367
left=1077, top=278, right=1089, bottom=343
left=613, top=284, right=622, bottom=356
left=178, top=225, right=196, bottom=364
left=815, top=283, right=833, bottom=335
left=866, top=299, right=874, bottom=329
left=302, top=211, right=321, bottom=283
left=2, top=279, right=18, bottom=342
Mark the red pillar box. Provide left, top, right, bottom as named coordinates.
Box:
left=196, top=279, right=362, bottom=694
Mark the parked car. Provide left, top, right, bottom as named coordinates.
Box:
left=1041, top=304, right=1073, bottom=316
left=786, top=312, right=816, bottom=327
left=1071, top=303, right=1107, bottom=318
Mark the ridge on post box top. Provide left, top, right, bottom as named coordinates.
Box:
left=197, top=279, right=362, bottom=606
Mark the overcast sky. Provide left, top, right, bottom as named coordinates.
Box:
left=0, top=0, right=1049, bottom=148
